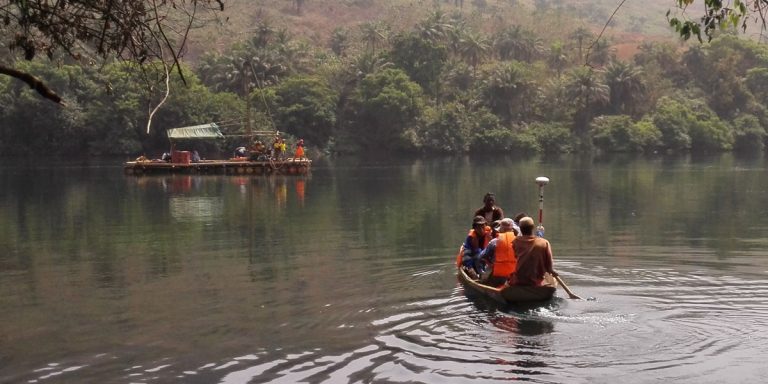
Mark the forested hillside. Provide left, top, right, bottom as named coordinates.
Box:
left=189, top=0, right=676, bottom=61
left=2, top=0, right=767, bottom=157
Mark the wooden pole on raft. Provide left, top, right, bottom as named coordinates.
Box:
left=535, top=176, right=582, bottom=300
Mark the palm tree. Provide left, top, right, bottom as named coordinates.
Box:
left=211, top=53, right=285, bottom=96
left=359, top=21, right=389, bottom=55
left=587, top=38, right=615, bottom=67
left=460, top=31, right=489, bottom=75
left=445, top=13, right=468, bottom=59
left=480, top=62, right=536, bottom=123
left=417, top=9, right=451, bottom=43
left=493, top=26, right=542, bottom=63
left=270, top=28, right=300, bottom=71
left=494, top=26, right=524, bottom=61
left=565, top=66, right=609, bottom=144
left=603, top=61, right=646, bottom=116
left=196, top=53, right=227, bottom=91
left=565, top=67, right=608, bottom=109
left=250, top=56, right=286, bottom=88
left=349, top=52, right=393, bottom=79
left=250, top=20, right=275, bottom=49
left=547, top=41, right=569, bottom=77
left=569, top=26, right=594, bottom=64
left=540, top=76, right=570, bottom=121
left=195, top=51, right=253, bottom=96
left=330, top=27, right=350, bottom=57
left=197, top=53, right=282, bottom=134
left=520, top=33, right=544, bottom=63
left=273, top=28, right=293, bottom=49
left=280, top=40, right=314, bottom=75
left=442, top=59, right=475, bottom=95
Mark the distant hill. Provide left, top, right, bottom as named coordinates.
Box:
left=185, top=0, right=682, bottom=61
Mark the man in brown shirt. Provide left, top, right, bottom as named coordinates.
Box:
left=474, top=192, right=504, bottom=225
left=510, top=217, right=558, bottom=286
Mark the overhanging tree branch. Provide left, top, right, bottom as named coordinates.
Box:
left=0, top=64, right=64, bottom=105
left=0, top=0, right=226, bottom=131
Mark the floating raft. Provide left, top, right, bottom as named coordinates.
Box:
left=123, top=158, right=312, bottom=176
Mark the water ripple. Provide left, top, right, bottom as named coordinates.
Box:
left=7, top=261, right=768, bottom=384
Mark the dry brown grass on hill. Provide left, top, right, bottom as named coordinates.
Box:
left=187, top=0, right=445, bottom=57
left=183, top=0, right=678, bottom=63
left=611, top=33, right=683, bottom=61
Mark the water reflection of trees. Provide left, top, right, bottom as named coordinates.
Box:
left=4, top=155, right=768, bottom=378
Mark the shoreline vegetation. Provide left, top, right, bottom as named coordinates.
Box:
left=1, top=1, right=767, bottom=157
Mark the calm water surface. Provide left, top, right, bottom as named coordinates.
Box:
left=1, top=154, right=767, bottom=383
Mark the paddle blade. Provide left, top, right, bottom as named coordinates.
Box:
left=555, top=275, right=583, bottom=300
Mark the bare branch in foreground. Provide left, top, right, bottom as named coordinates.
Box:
left=0, top=64, right=65, bottom=106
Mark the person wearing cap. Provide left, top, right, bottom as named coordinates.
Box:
left=510, top=217, right=558, bottom=286
left=459, top=216, right=492, bottom=278
left=478, top=218, right=518, bottom=286
left=474, top=192, right=504, bottom=226
left=493, top=217, right=520, bottom=236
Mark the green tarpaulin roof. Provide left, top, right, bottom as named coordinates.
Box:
left=167, top=123, right=224, bottom=139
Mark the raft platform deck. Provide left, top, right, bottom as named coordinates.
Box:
left=124, top=158, right=312, bottom=176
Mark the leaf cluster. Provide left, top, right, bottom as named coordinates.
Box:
left=667, top=0, right=754, bottom=42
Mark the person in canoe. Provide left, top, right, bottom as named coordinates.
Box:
left=477, top=218, right=518, bottom=286
left=511, top=212, right=527, bottom=235
left=460, top=216, right=493, bottom=279
left=474, top=192, right=504, bottom=226
left=510, top=217, right=558, bottom=286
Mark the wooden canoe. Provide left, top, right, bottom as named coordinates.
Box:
left=455, top=246, right=557, bottom=304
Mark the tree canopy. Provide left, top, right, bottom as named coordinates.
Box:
left=3, top=1, right=768, bottom=157
left=0, top=0, right=225, bottom=105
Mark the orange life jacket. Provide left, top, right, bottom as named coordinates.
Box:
left=468, top=226, right=491, bottom=251
left=491, top=232, right=517, bottom=278
left=455, top=225, right=492, bottom=267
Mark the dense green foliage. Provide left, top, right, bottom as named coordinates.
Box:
left=346, top=68, right=424, bottom=152
left=272, top=76, right=338, bottom=147
left=2, top=6, right=768, bottom=156
left=0, top=61, right=243, bottom=156
left=591, top=115, right=661, bottom=153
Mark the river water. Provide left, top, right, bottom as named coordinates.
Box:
left=1, top=154, right=767, bottom=383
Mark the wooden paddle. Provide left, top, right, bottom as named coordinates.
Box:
left=554, top=275, right=583, bottom=300
left=536, top=176, right=583, bottom=300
